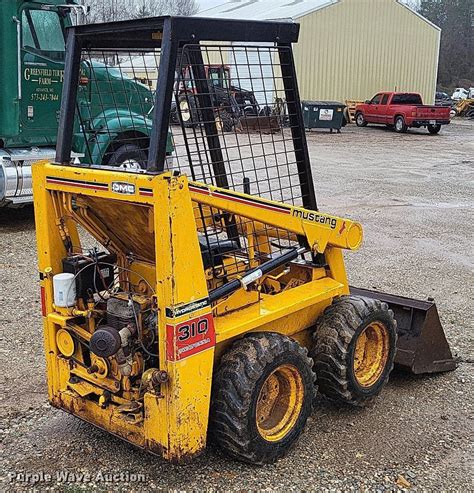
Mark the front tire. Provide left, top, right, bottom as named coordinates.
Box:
left=210, top=333, right=315, bottom=464
left=108, top=143, right=147, bottom=170
left=355, top=112, right=367, bottom=127
left=215, top=109, right=234, bottom=132
left=427, top=124, right=441, bottom=134
left=394, top=116, right=408, bottom=133
left=178, top=96, right=198, bottom=128
left=310, top=296, right=397, bottom=407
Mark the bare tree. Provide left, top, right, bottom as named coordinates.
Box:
left=134, top=0, right=200, bottom=17
left=84, top=0, right=200, bottom=22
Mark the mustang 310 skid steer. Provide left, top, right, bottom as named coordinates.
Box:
left=32, top=16, right=456, bottom=464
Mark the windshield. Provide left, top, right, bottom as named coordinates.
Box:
left=22, top=9, right=65, bottom=61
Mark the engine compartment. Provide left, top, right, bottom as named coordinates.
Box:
left=54, top=250, right=163, bottom=412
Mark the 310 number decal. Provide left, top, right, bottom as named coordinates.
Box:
left=177, top=319, right=209, bottom=341
left=166, top=313, right=215, bottom=361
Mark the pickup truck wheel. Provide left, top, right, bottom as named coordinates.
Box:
left=427, top=124, right=441, bottom=135
left=355, top=112, right=367, bottom=127
left=394, top=116, right=407, bottom=133
left=108, top=144, right=147, bottom=170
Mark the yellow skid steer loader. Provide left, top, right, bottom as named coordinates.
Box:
left=32, top=16, right=456, bottom=464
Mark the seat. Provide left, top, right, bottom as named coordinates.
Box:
left=199, top=236, right=239, bottom=270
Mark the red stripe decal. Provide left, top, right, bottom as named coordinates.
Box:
left=189, top=185, right=290, bottom=214
left=46, top=178, right=107, bottom=191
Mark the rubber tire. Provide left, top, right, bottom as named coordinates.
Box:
left=178, top=96, right=198, bottom=128
left=310, top=295, right=397, bottom=407
left=210, top=332, right=315, bottom=465
left=394, top=116, right=408, bottom=133
left=218, top=110, right=235, bottom=132
left=427, top=124, right=441, bottom=134
left=355, top=112, right=367, bottom=127
left=108, top=143, right=147, bottom=169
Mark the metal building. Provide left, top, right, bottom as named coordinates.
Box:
left=200, top=0, right=441, bottom=104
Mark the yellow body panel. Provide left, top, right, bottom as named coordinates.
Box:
left=32, top=161, right=360, bottom=461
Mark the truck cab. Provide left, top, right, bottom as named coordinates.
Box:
left=0, top=1, right=166, bottom=207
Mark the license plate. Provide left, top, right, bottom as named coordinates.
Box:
left=429, top=120, right=436, bottom=125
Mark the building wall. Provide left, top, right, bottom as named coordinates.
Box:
left=294, top=0, right=440, bottom=104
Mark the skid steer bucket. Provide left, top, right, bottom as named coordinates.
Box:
left=240, top=114, right=281, bottom=133
left=350, top=287, right=457, bottom=374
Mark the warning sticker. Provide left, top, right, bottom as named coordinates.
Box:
left=166, top=313, right=215, bottom=361
left=319, top=109, right=334, bottom=121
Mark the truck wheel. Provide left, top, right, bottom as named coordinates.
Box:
left=394, top=116, right=407, bottom=133
left=178, top=96, right=198, bottom=128
left=427, top=124, right=441, bottom=135
left=355, top=112, right=367, bottom=127
left=210, top=332, right=315, bottom=464
left=108, top=143, right=147, bottom=170
left=310, top=296, right=397, bottom=407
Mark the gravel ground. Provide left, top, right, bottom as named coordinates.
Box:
left=1, top=120, right=473, bottom=492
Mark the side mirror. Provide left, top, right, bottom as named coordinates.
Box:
left=365, top=100, right=371, bottom=104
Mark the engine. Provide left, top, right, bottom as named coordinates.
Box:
left=53, top=251, right=159, bottom=405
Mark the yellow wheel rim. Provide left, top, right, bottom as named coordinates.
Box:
left=256, top=364, right=304, bottom=442
left=180, top=101, right=191, bottom=121
left=354, top=322, right=390, bottom=387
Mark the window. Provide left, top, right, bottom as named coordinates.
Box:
left=391, top=93, right=423, bottom=105
left=22, top=9, right=65, bottom=57
left=370, top=94, right=382, bottom=104
left=381, top=94, right=389, bottom=105
left=209, top=69, right=221, bottom=87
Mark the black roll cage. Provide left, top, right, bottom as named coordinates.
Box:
left=55, top=15, right=317, bottom=211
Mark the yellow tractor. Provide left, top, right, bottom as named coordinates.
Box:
left=33, top=16, right=456, bottom=464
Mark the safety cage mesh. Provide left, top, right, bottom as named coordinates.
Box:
left=69, top=33, right=313, bottom=279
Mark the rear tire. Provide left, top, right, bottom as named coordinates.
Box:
left=210, top=332, right=315, bottom=464
left=310, top=296, right=397, bottom=407
left=427, top=124, right=441, bottom=134
left=355, top=112, right=367, bottom=127
left=108, top=143, right=147, bottom=170
left=394, top=116, right=408, bottom=133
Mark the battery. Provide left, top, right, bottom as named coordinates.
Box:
left=62, top=252, right=117, bottom=301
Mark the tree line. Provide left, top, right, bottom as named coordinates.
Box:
left=83, top=0, right=200, bottom=23
left=416, top=0, right=473, bottom=92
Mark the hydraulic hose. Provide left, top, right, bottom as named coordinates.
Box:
left=208, top=247, right=305, bottom=304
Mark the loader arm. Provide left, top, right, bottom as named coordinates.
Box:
left=189, top=182, right=363, bottom=254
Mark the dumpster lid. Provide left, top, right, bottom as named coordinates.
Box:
left=302, top=101, right=346, bottom=107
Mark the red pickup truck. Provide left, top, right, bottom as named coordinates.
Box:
left=355, top=92, right=450, bottom=134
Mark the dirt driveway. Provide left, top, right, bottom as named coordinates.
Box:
left=1, top=120, right=472, bottom=491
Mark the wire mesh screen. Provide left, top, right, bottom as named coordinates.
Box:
left=74, top=43, right=306, bottom=206
left=169, top=44, right=304, bottom=206
left=76, top=49, right=160, bottom=168
left=74, top=42, right=309, bottom=280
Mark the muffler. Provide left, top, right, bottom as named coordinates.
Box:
left=350, top=287, right=457, bottom=374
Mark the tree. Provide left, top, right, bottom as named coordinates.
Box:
left=83, top=0, right=200, bottom=23
left=417, top=0, right=474, bottom=91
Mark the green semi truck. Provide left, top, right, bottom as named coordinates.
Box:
left=0, top=0, right=165, bottom=207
